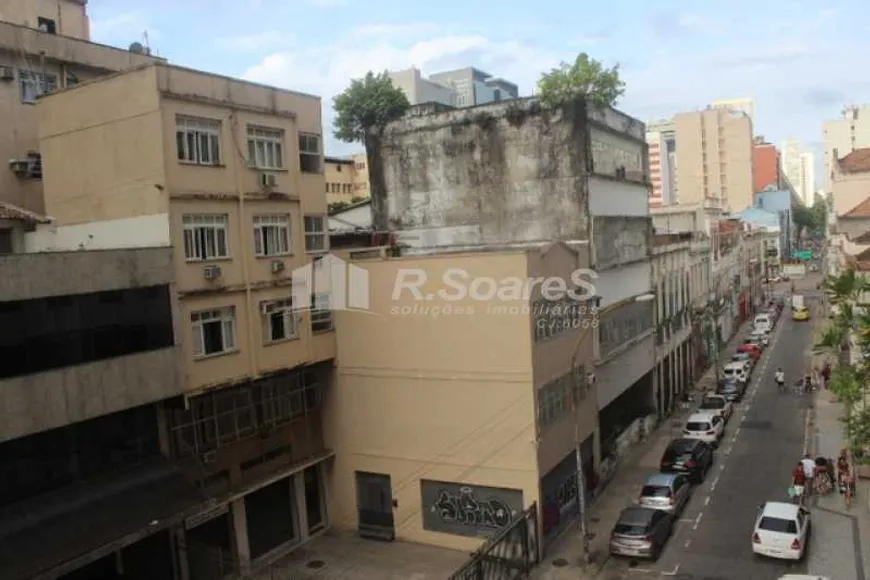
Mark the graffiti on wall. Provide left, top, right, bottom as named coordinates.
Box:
left=421, top=480, right=524, bottom=538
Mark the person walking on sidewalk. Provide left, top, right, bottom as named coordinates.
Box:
left=821, top=362, right=831, bottom=389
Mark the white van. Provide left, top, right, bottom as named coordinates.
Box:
left=753, top=313, right=772, bottom=333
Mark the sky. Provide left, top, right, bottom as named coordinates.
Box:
left=88, top=0, right=870, bottom=189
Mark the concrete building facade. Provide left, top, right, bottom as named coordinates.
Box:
left=673, top=108, right=754, bottom=212
left=780, top=138, right=815, bottom=206
left=387, top=67, right=518, bottom=109
left=647, top=130, right=675, bottom=207
left=32, top=62, right=336, bottom=578
left=710, top=97, right=755, bottom=122
left=0, top=0, right=159, bottom=214
left=324, top=156, right=354, bottom=204
left=752, top=138, right=781, bottom=192
left=830, top=147, right=870, bottom=217
left=327, top=243, right=598, bottom=552
left=824, top=104, right=870, bottom=193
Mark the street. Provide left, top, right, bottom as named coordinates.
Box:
left=599, top=295, right=816, bottom=579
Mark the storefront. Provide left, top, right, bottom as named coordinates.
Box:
left=540, top=437, right=594, bottom=543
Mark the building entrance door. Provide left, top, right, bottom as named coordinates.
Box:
left=355, top=471, right=395, bottom=541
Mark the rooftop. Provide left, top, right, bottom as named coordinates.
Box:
left=842, top=196, right=870, bottom=218
left=838, top=147, right=870, bottom=173
left=0, top=201, right=50, bottom=224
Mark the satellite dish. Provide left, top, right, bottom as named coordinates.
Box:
left=129, top=42, right=144, bottom=54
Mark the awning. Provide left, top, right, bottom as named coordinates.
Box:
left=0, top=459, right=206, bottom=580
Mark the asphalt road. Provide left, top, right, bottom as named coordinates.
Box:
left=599, top=303, right=815, bottom=580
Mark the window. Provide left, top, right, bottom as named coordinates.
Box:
left=253, top=214, right=290, bottom=257
left=304, top=215, right=326, bottom=253
left=183, top=214, right=229, bottom=261
left=299, top=133, right=321, bottom=173
left=37, top=17, right=57, bottom=34
left=247, top=126, right=284, bottom=169
left=176, top=116, right=221, bottom=165
left=310, top=292, right=333, bottom=332
left=191, top=307, right=236, bottom=357
left=19, top=69, right=57, bottom=103
left=262, top=299, right=297, bottom=342
left=65, top=72, right=79, bottom=88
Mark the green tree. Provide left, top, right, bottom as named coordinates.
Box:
left=791, top=204, right=814, bottom=237
left=332, top=71, right=410, bottom=143
left=350, top=196, right=367, bottom=204
left=328, top=201, right=349, bottom=213
left=810, top=197, right=827, bottom=236
left=536, top=53, right=625, bottom=110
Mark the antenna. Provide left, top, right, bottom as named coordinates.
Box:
left=143, top=30, right=151, bottom=55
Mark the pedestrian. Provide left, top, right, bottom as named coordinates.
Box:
left=822, top=362, right=831, bottom=388
left=801, top=454, right=816, bottom=482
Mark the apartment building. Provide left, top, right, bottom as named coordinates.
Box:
left=34, top=62, right=334, bottom=578
left=780, top=138, right=815, bottom=206
left=324, top=156, right=354, bottom=204
left=752, top=137, right=781, bottom=192
left=824, top=104, right=870, bottom=193
left=650, top=232, right=711, bottom=417
left=0, top=247, right=195, bottom=580
left=350, top=153, right=370, bottom=198
left=674, top=107, right=754, bottom=212
left=328, top=243, right=597, bottom=556
left=646, top=130, right=675, bottom=207
left=0, top=0, right=159, bottom=214
left=387, top=66, right=518, bottom=107
left=710, top=97, right=755, bottom=122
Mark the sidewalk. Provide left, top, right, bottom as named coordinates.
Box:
left=530, top=320, right=753, bottom=580
left=807, top=387, right=870, bottom=580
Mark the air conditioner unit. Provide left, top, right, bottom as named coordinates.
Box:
left=271, top=260, right=285, bottom=273
left=260, top=172, right=277, bottom=188
left=203, top=265, right=222, bottom=280
left=0, top=66, right=13, bottom=81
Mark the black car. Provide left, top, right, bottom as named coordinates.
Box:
left=716, top=378, right=745, bottom=402
left=659, top=438, right=713, bottom=483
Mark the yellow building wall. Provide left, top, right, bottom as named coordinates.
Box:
left=325, top=252, right=540, bottom=550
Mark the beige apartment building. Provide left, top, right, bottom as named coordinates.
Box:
left=674, top=108, right=754, bottom=212
left=0, top=0, right=159, bottom=215
left=35, top=62, right=337, bottom=577
left=830, top=147, right=870, bottom=217
left=351, top=152, right=371, bottom=198
left=324, top=156, right=355, bottom=204
left=327, top=243, right=599, bottom=553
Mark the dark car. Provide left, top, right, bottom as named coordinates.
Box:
left=659, top=438, right=713, bottom=483
left=717, top=378, right=745, bottom=402
left=609, top=506, right=674, bottom=561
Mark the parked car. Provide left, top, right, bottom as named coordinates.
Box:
left=637, top=473, right=692, bottom=515
left=698, top=393, right=734, bottom=422
left=722, top=361, right=749, bottom=383
left=682, top=411, right=725, bottom=446
left=748, top=331, right=770, bottom=348
left=754, top=313, right=774, bottom=333
left=742, top=337, right=765, bottom=352
left=716, top=378, right=745, bottom=402
left=731, top=352, right=755, bottom=372
left=609, top=506, right=674, bottom=561
left=659, top=438, right=714, bottom=483
left=736, top=343, right=762, bottom=361
left=752, top=501, right=810, bottom=561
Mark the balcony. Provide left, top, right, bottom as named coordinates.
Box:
left=0, top=346, right=181, bottom=442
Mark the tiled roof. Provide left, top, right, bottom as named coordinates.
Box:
left=843, top=196, right=870, bottom=218
left=0, top=201, right=50, bottom=223
left=856, top=248, right=870, bottom=262
left=838, top=148, right=870, bottom=173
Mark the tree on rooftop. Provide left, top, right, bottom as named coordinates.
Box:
left=536, top=52, right=625, bottom=110
left=332, top=71, right=410, bottom=143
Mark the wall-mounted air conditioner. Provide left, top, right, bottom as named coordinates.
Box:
left=203, top=265, right=222, bottom=280
left=270, top=260, right=285, bottom=273
left=0, top=66, right=14, bottom=81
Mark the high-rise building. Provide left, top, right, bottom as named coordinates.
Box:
left=780, top=139, right=815, bottom=205
left=711, top=98, right=755, bottom=123
left=823, top=105, right=870, bottom=193
left=647, top=119, right=677, bottom=207
left=387, top=67, right=518, bottom=108
left=673, top=107, right=754, bottom=212
left=751, top=138, right=781, bottom=192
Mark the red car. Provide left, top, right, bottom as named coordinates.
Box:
left=736, top=343, right=761, bottom=361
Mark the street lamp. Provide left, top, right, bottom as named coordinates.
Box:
left=570, top=292, right=655, bottom=566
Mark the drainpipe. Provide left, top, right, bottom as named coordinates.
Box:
left=229, top=111, right=259, bottom=377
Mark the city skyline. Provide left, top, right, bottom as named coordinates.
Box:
left=86, top=0, right=870, bottom=170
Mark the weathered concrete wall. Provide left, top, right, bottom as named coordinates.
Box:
left=595, top=261, right=652, bottom=309
left=592, top=216, right=651, bottom=270
left=373, top=98, right=590, bottom=253
left=595, top=333, right=654, bottom=410
left=588, top=176, right=648, bottom=217
left=0, top=247, right=173, bottom=300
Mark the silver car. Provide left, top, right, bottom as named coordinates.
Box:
left=637, top=473, right=692, bottom=515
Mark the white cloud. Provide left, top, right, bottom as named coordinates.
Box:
left=242, top=28, right=560, bottom=154
left=216, top=31, right=290, bottom=52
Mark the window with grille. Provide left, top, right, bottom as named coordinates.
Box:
left=191, top=307, right=236, bottom=357
left=247, top=126, right=284, bottom=169
left=253, top=214, right=290, bottom=257
left=176, top=116, right=221, bottom=165
left=304, top=215, right=326, bottom=253
left=19, top=69, right=57, bottom=103
left=299, top=133, right=321, bottom=173
left=262, top=299, right=297, bottom=342
left=183, top=214, right=229, bottom=260
left=310, top=292, right=333, bottom=332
